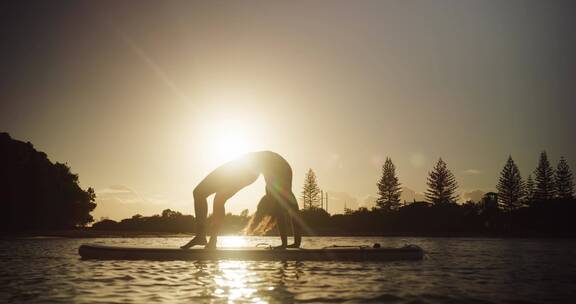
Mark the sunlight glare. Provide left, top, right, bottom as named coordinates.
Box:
left=213, top=125, right=251, bottom=162
left=215, top=261, right=260, bottom=302
left=194, top=107, right=264, bottom=167
left=219, top=236, right=248, bottom=248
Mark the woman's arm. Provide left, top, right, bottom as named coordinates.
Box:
left=287, top=195, right=302, bottom=248
left=276, top=211, right=289, bottom=248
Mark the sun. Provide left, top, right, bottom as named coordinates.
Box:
left=192, top=101, right=267, bottom=167
left=194, top=112, right=261, bottom=166
left=211, top=125, right=252, bottom=162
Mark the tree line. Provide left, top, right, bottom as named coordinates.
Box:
left=96, top=152, right=576, bottom=236
left=93, top=209, right=250, bottom=234
left=302, top=151, right=573, bottom=211
left=297, top=152, right=575, bottom=236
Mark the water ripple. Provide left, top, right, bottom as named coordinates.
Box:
left=1, top=237, right=576, bottom=303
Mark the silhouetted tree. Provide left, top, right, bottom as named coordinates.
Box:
left=525, top=174, right=536, bottom=205
left=376, top=157, right=402, bottom=211
left=555, top=157, right=574, bottom=200
left=534, top=151, right=556, bottom=201
left=496, top=156, right=525, bottom=211
left=301, top=168, right=321, bottom=209
left=0, top=132, right=96, bottom=231
left=162, top=209, right=182, bottom=218
left=425, top=158, right=459, bottom=205
left=300, top=207, right=332, bottom=233
left=92, top=209, right=201, bottom=233
left=92, top=219, right=118, bottom=230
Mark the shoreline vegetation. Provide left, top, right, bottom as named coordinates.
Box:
left=2, top=132, right=575, bottom=238
left=7, top=198, right=574, bottom=239
left=86, top=198, right=576, bottom=238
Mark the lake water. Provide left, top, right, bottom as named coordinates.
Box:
left=0, top=236, right=575, bottom=303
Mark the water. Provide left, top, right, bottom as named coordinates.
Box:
left=1, top=237, right=575, bottom=303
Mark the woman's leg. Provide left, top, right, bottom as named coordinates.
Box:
left=206, top=192, right=229, bottom=249
left=193, top=186, right=209, bottom=238
left=182, top=154, right=260, bottom=249
left=180, top=185, right=213, bottom=249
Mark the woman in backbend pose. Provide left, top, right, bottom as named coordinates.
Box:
left=181, top=151, right=302, bottom=249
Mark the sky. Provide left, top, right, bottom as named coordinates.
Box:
left=1, top=1, right=575, bottom=220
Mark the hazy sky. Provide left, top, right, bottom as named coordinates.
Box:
left=1, top=1, right=575, bottom=220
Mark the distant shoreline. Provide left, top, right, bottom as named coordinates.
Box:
left=2, top=229, right=575, bottom=239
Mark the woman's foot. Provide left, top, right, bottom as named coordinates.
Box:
left=180, top=236, right=208, bottom=249
left=204, top=237, right=217, bottom=250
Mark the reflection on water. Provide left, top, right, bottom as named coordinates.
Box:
left=218, top=236, right=249, bottom=248
left=191, top=255, right=303, bottom=303
left=1, top=236, right=576, bottom=303
left=215, top=261, right=258, bottom=302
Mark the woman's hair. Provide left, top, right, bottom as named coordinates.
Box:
left=244, top=194, right=282, bottom=235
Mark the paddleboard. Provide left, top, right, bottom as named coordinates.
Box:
left=78, top=244, right=424, bottom=261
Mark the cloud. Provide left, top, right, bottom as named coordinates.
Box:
left=400, top=187, right=426, bottom=203
left=322, top=191, right=359, bottom=214
left=96, top=185, right=153, bottom=205
left=462, top=190, right=486, bottom=202
left=97, top=185, right=134, bottom=195
left=335, top=188, right=428, bottom=211
left=92, top=185, right=170, bottom=221
left=463, top=169, right=482, bottom=175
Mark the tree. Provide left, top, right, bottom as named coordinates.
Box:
left=555, top=156, right=574, bottom=200
left=496, top=156, right=524, bottom=211
left=0, top=132, right=96, bottom=230
left=525, top=174, right=536, bottom=205
left=162, top=209, right=182, bottom=218
left=425, top=158, right=459, bottom=205
left=376, top=157, right=402, bottom=211
left=301, top=168, right=321, bottom=209
left=534, top=151, right=556, bottom=201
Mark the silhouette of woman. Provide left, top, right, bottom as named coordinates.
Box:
left=181, top=151, right=302, bottom=249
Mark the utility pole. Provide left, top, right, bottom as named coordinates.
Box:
left=326, top=192, right=329, bottom=213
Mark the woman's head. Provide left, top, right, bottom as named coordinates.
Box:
left=244, top=194, right=282, bottom=235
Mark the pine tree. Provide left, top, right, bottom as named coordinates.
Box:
left=555, top=156, right=574, bottom=200
left=376, top=157, right=402, bottom=211
left=534, top=151, right=556, bottom=201
left=525, top=174, right=535, bottom=205
left=425, top=158, right=459, bottom=205
left=301, top=168, right=321, bottom=209
left=496, top=156, right=525, bottom=211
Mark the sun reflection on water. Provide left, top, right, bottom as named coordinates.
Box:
left=203, top=237, right=268, bottom=303
left=184, top=236, right=301, bottom=303
left=214, top=261, right=264, bottom=303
